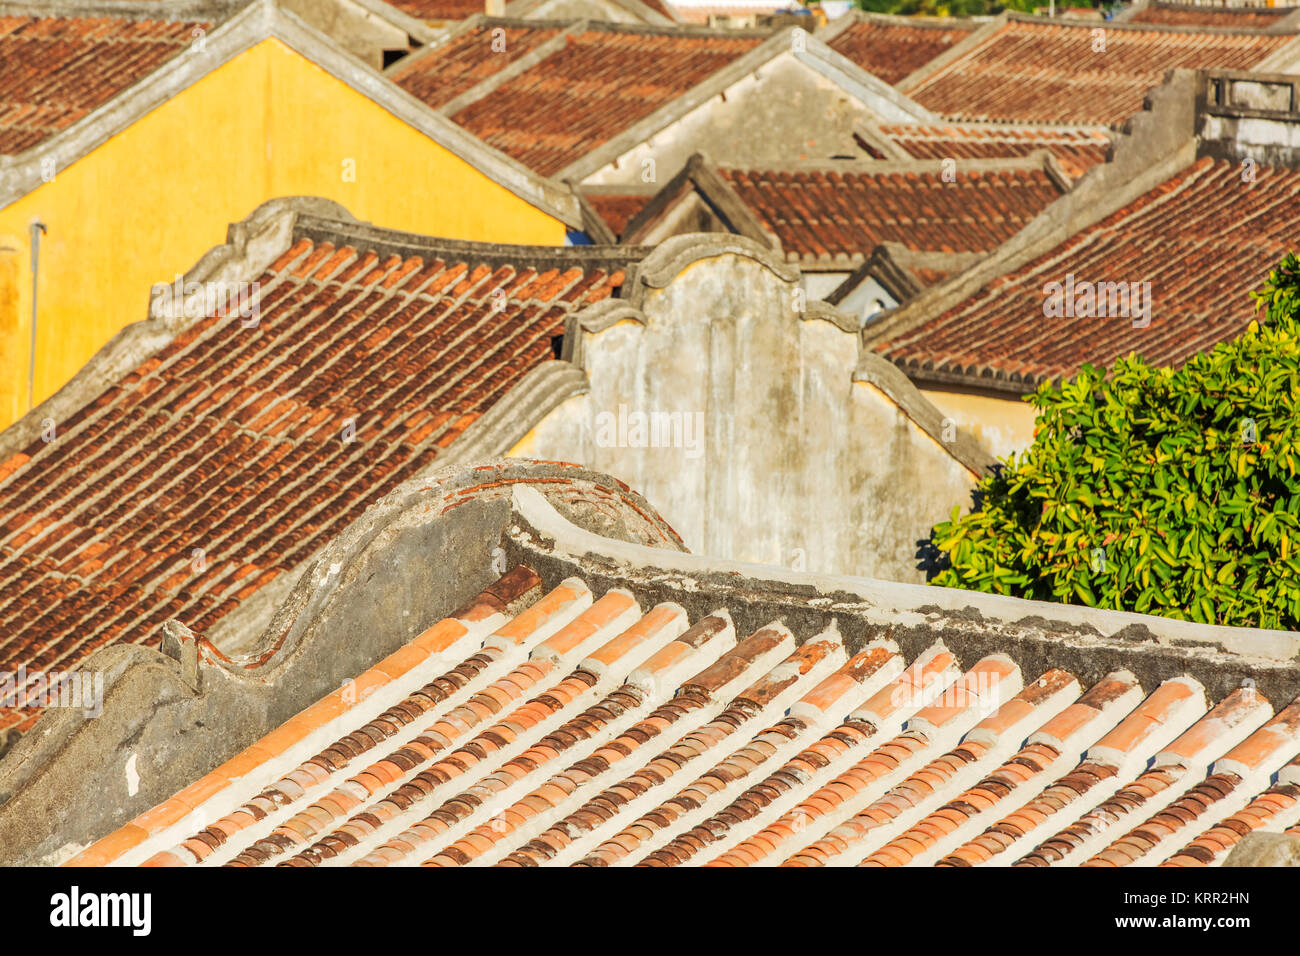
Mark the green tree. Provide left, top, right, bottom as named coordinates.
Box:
left=929, top=253, right=1300, bottom=630
left=853, top=0, right=1044, bottom=15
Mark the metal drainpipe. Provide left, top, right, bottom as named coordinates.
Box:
left=29, top=221, right=46, bottom=413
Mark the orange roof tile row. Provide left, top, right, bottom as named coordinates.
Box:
left=0, top=230, right=640, bottom=732
left=75, top=569, right=1300, bottom=868
left=873, top=156, right=1300, bottom=389
left=902, top=17, right=1294, bottom=126
left=0, top=15, right=208, bottom=154
left=716, top=163, right=1067, bottom=263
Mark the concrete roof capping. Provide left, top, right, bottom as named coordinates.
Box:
left=386, top=15, right=938, bottom=181
left=896, top=11, right=1300, bottom=127
left=864, top=66, right=1300, bottom=395
left=825, top=242, right=987, bottom=306
left=0, top=0, right=582, bottom=226
left=46, top=462, right=1300, bottom=868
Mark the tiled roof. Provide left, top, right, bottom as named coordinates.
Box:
left=0, top=15, right=209, bottom=155
left=872, top=157, right=1300, bottom=390
left=0, top=224, right=637, bottom=732
left=386, top=22, right=567, bottom=109
left=381, top=0, right=485, bottom=20
left=715, top=162, right=1066, bottom=263
left=582, top=190, right=655, bottom=238
left=76, top=563, right=1300, bottom=867
left=825, top=15, right=980, bottom=85
left=901, top=17, right=1294, bottom=125
left=1130, top=3, right=1295, bottom=28
left=876, top=123, right=1112, bottom=179
left=392, top=24, right=767, bottom=175
left=666, top=1, right=798, bottom=23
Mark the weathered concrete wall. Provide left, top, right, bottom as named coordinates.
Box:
left=511, top=234, right=992, bottom=582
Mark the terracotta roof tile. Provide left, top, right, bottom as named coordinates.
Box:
left=582, top=191, right=655, bottom=238
left=0, top=14, right=209, bottom=154
left=0, top=232, right=638, bottom=731
left=393, top=26, right=766, bottom=175
left=78, top=567, right=1300, bottom=868
left=717, top=163, right=1066, bottom=264
left=1130, top=3, right=1295, bottom=28
left=382, top=0, right=486, bottom=20
left=878, top=122, right=1113, bottom=178
left=387, top=22, right=568, bottom=109
left=903, top=17, right=1293, bottom=125
left=826, top=16, right=980, bottom=85
left=874, top=157, right=1300, bottom=389
left=665, top=2, right=795, bottom=24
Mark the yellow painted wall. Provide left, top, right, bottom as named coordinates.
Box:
left=0, top=39, right=567, bottom=429
left=920, top=386, right=1039, bottom=463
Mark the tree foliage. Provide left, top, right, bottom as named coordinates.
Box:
left=930, top=253, right=1300, bottom=629
left=854, top=0, right=1050, bottom=16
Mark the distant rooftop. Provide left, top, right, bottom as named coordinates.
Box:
left=900, top=14, right=1297, bottom=126
left=389, top=19, right=770, bottom=175
left=872, top=156, right=1300, bottom=390
left=870, top=122, right=1112, bottom=179
left=0, top=13, right=210, bottom=154
left=823, top=11, right=982, bottom=85
left=621, top=153, right=1069, bottom=269
left=1128, top=2, right=1297, bottom=29
left=716, top=160, right=1067, bottom=264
